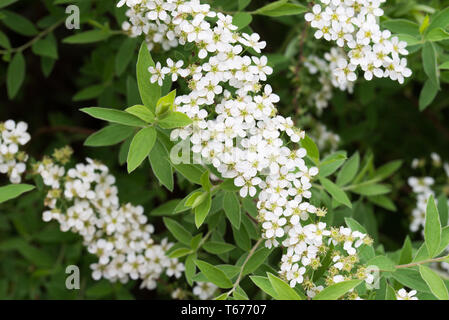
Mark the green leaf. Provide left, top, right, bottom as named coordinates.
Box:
left=63, top=30, right=110, bottom=44
left=155, top=90, right=176, bottom=116
left=150, top=199, right=184, bottom=216
left=243, top=248, right=271, bottom=276
left=137, top=42, right=161, bottom=112
left=7, top=52, right=25, bottom=99
left=85, top=281, right=114, bottom=298
left=419, top=265, right=449, bottom=300
left=437, top=194, right=448, bottom=226
left=420, top=15, right=430, bottom=35
left=372, top=160, right=402, bottom=180
left=424, top=195, right=441, bottom=258
left=390, top=268, right=431, bottom=293
left=319, top=152, right=346, bottom=178
left=238, top=0, right=251, bottom=11
left=427, top=28, right=449, bottom=42
left=399, top=236, right=413, bottom=265
left=2, top=10, right=38, bottom=36
left=367, top=195, right=396, bottom=211
left=313, top=280, right=362, bottom=300
left=254, top=0, right=307, bottom=17
left=185, top=253, right=196, bottom=286
left=426, top=7, right=449, bottom=34
left=31, top=33, right=58, bottom=59
left=250, top=276, right=278, bottom=299
left=0, top=30, right=11, bottom=49
left=422, top=41, right=440, bottom=89
left=127, top=127, right=157, bottom=173
left=172, top=163, right=205, bottom=185
left=0, top=238, right=52, bottom=267
left=386, top=285, right=397, bottom=300
left=185, top=191, right=206, bottom=208
left=203, top=241, right=235, bottom=254
left=0, top=0, right=18, bottom=9
left=419, top=79, right=439, bottom=110
left=437, top=226, right=449, bottom=256
left=301, top=135, right=319, bottom=164
left=267, top=273, right=303, bottom=300
left=84, top=124, right=135, bottom=147
left=188, top=239, right=204, bottom=253
left=158, top=112, right=193, bottom=129
left=319, top=177, right=352, bottom=208
left=223, top=192, right=241, bottom=229
left=337, top=152, right=360, bottom=186
left=73, top=84, right=104, bottom=101
left=381, top=19, right=420, bottom=37
left=163, top=217, right=192, bottom=245
left=351, top=183, right=391, bottom=196
left=115, top=38, right=137, bottom=76
left=81, top=107, right=147, bottom=127
left=168, top=248, right=192, bottom=259
left=195, top=260, right=233, bottom=289
left=200, top=170, right=212, bottom=192
left=125, top=105, right=155, bottom=123
left=396, top=34, right=421, bottom=46
left=194, top=192, right=211, bottom=228
left=366, top=256, right=396, bottom=272
left=345, top=217, right=367, bottom=233
left=440, top=61, right=449, bottom=70
left=149, top=139, right=174, bottom=191
left=0, top=184, right=35, bottom=203
left=232, top=224, right=251, bottom=251
left=232, top=12, right=252, bottom=30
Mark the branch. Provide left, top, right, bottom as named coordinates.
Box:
left=0, top=19, right=65, bottom=55
left=227, top=238, right=263, bottom=297
left=33, top=125, right=95, bottom=139
left=395, top=255, right=449, bottom=269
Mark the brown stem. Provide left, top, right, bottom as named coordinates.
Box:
left=227, top=238, right=263, bottom=296
left=33, top=125, right=95, bottom=139
left=395, top=255, right=449, bottom=269
left=0, top=19, right=64, bottom=55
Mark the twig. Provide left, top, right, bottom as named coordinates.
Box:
left=33, top=125, right=95, bottom=139
left=0, top=19, right=65, bottom=55
left=227, top=238, right=263, bottom=296
left=395, top=255, right=449, bottom=269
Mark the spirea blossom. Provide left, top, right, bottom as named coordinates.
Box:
left=0, top=120, right=30, bottom=184
left=408, top=153, right=449, bottom=233
left=396, top=288, right=418, bottom=300
left=35, top=150, right=184, bottom=290
left=305, top=0, right=412, bottom=84
left=304, top=49, right=354, bottom=113
left=119, top=0, right=373, bottom=293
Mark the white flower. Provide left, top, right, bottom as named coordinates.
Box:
left=396, top=288, right=418, bottom=300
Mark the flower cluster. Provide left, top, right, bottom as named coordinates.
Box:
left=119, top=0, right=373, bottom=294
left=304, top=48, right=354, bottom=113
left=279, top=222, right=373, bottom=297
left=0, top=120, right=30, bottom=184
left=396, top=288, right=418, bottom=300
left=34, top=148, right=184, bottom=290
left=193, top=281, right=218, bottom=300
left=309, top=122, right=341, bottom=153
left=305, top=0, right=411, bottom=84
left=407, top=153, right=449, bottom=274
left=408, top=153, right=449, bottom=232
